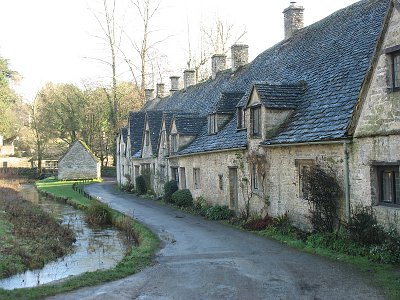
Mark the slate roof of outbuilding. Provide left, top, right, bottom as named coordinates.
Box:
left=140, top=0, right=390, bottom=153
left=129, top=112, right=146, bottom=156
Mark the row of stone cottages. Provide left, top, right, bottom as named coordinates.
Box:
left=117, top=0, right=400, bottom=230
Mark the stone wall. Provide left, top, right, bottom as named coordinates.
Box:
left=58, top=141, right=100, bottom=180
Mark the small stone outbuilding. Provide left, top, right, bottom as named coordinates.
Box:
left=58, top=140, right=101, bottom=180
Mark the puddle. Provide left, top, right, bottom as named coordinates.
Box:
left=0, top=185, right=132, bottom=290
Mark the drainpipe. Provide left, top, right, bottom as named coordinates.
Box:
left=343, top=142, right=351, bottom=221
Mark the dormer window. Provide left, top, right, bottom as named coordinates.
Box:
left=393, top=51, right=400, bottom=90
left=208, top=114, right=217, bottom=134
left=237, top=108, right=245, bottom=129
left=250, top=106, right=261, bottom=137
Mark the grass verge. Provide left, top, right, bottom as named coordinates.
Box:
left=0, top=178, right=159, bottom=300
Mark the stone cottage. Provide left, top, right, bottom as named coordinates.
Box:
left=58, top=140, right=101, bottom=180
left=117, top=0, right=400, bottom=230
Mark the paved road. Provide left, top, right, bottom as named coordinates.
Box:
left=48, top=181, right=384, bottom=300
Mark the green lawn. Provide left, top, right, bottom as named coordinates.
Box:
left=0, top=178, right=159, bottom=300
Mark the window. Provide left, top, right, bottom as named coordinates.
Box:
left=237, top=108, right=245, bottom=129
left=141, top=163, right=150, bottom=175
left=193, top=168, right=201, bottom=189
left=251, top=163, right=259, bottom=190
left=218, top=174, right=224, bottom=190
left=377, top=166, right=400, bottom=205
left=393, top=52, right=400, bottom=90
left=208, top=114, right=217, bottom=134
left=180, top=167, right=186, bottom=189
left=171, top=167, right=179, bottom=185
left=171, top=134, right=178, bottom=154
left=145, top=130, right=150, bottom=146
left=160, top=165, right=166, bottom=182
left=296, top=159, right=315, bottom=199
left=250, top=106, right=261, bottom=137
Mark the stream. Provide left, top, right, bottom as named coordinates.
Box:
left=0, top=184, right=132, bottom=290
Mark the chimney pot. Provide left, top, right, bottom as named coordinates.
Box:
left=156, top=83, right=165, bottom=98
left=211, top=54, right=226, bottom=79
left=183, top=69, right=196, bottom=89
left=170, top=76, right=180, bottom=94
left=144, top=88, right=154, bottom=102
left=231, top=44, right=249, bottom=72
left=283, top=2, right=304, bottom=39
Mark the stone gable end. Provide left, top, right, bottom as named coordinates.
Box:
left=58, top=141, right=100, bottom=180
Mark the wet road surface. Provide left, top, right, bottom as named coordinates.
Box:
left=48, top=181, right=384, bottom=300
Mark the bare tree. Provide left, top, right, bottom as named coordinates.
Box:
left=186, top=16, right=247, bottom=82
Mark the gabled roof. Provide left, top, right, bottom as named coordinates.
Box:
left=129, top=112, right=145, bottom=156
left=173, top=114, right=206, bottom=136
left=244, top=83, right=306, bottom=110
left=121, top=127, right=128, bottom=144
left=59, top=140, right=99, bottom=164
left=139, top=0, right=391, bottom=152
left=146, top=110, right=164, bottom=155
left=213, top=92, right=245, bottom=114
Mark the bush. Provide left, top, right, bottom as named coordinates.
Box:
left=135, top=175, right=147, bottom=195
left=206, top=205, right=235, bottom=220
left=347, top=206, right=385, bottom=246
left=302, top=165, right=341, bottom=233
left=243, top=215, right=274, bottom=231
left=164, top=180, right=178, bottom=203
left=84, top=202, right=113, bottom=227
left=194, top=197, right=211, bottom=216
left=172, top=189, right=193, bottom=207
left=370, top=227, right=400, bottom=264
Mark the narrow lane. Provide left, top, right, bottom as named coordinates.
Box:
left=48, top=181, right=384, bottom=300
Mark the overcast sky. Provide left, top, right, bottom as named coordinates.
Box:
left=0, top=0, right=359, bottom=102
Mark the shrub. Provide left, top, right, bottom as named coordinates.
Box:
left=85, top=202, right=113, bottom=227
left=370, top=227, right=400, bottom=264
left=135, top=175, right=147, bottom=195
left=243, top=215, right=274, bottom=231
left=302, top=165, right=341, bottom=233
left=206, top=205, right=235, bottom=220
left=164, top=180, right=178, bottom=203
left=194, top=196, right=211, bottom=216
left=172, top=189, right=193, bottom=207
left=347, top=206, right=385, bottom=246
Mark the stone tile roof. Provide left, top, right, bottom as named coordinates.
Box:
left=129, top=112, right=145, bottom=156
left=247, top=83, right=306, bottom=109
left=139, top=0, right=390, bottom=153
left=146, top=111, right=164, bottom=156
left=213, top=92, right=245, bottom=114
left=174, top=115, right=206, bottom=136
left=179, top=116, right=247, bottom=155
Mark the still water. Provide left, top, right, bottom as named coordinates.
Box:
left=0, top=184, right=131, bottom=290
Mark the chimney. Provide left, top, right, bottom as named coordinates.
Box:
left=156, top=83, right=165, bottom=98
left=211, top=54, right=226, bottom=79
left=231, top=44, right=249, bottom=72
left=183, top=69, right=196, bottom=89
left=170, top=76, right=180, bottom=94
left=283, top=2, right=304, bottom=39
left=144, top=88, right=154, bottom=102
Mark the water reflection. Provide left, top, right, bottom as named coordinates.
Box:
left=0, top=185, right=131, bottom=290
